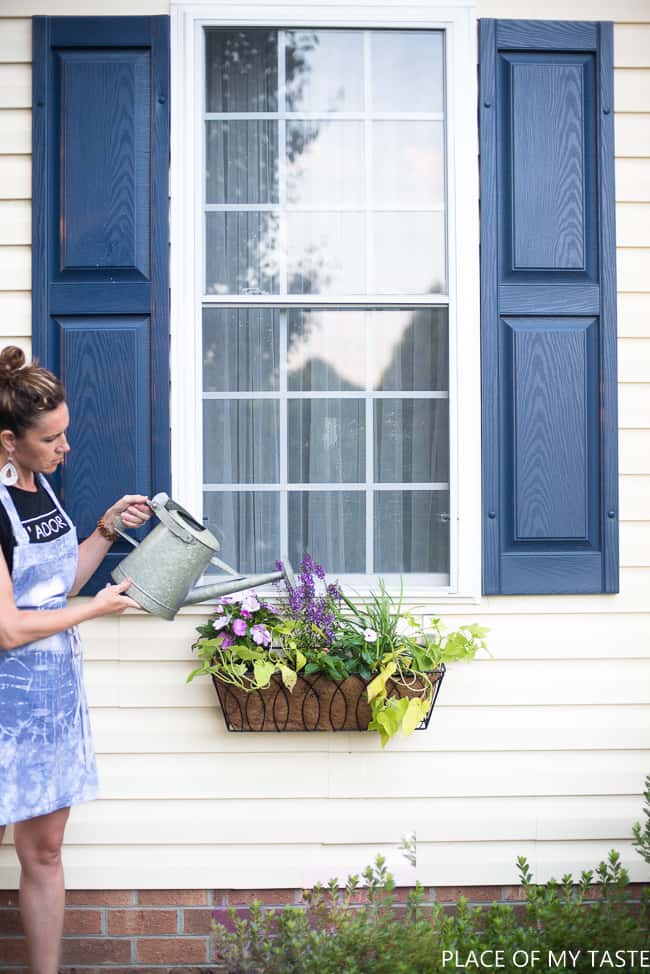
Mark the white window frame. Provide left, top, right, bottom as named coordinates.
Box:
left=170, top=0, right=481, bottom=602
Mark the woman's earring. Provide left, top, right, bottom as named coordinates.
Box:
left=0, top=455, right=18, bottom=487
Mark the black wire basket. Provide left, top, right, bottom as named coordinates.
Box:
left=212, top=665, right=445, bottom=732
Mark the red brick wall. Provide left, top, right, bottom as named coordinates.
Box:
left=0, top=884, right=647, bottom=972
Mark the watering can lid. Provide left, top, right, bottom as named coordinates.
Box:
left=150, top=493, right=220, bottom=552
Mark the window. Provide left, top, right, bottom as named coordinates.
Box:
left=171, top=2, right=480, bottom=595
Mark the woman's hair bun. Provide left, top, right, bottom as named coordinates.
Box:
left=0, top=345, right=26, bottom=378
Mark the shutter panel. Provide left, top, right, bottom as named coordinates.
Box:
left=480, top=20, right=619, bottom=595
left=32, top=16, right=170, bottom=593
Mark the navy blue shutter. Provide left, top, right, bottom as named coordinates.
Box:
left=480, top=20, right=618, bottom=595
left=32, top=16, right=170, bottom=593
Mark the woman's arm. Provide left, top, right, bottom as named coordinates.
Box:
left=0, top=554, right=139, bottom=650
left=69, top=494, right=151, bottom=596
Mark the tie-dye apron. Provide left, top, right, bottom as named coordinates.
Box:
left=0, top=474, right=98, bottom=825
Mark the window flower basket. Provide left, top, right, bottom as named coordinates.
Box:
left=188, top=556, right=487, bottom=746
left=212, top=667, right=445, bottom=733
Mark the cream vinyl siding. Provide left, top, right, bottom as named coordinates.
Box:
left=0, top=4, right=649, bottom=891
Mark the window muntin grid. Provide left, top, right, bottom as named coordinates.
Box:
left=202, top=28, right=450, bottom=582
left=204, top=28, right=447, bottom=298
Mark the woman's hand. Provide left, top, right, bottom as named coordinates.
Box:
left=103, top=494, right=152, bottom=532
left=91, top=577, right=140, bottom=617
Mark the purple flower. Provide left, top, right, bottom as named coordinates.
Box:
left=241, top=610, right=252, bottom=619
left=251, top=624, right=271, bottom=646
left=212, top=614, right=231, bottom=631
left=219, top=632, right=235, bottom=649
left=232, top=618, right=247, bottom=637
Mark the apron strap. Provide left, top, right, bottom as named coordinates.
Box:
left=37, top=474, right=75, bottom=531
left=0, top=482, right=30, bottom=546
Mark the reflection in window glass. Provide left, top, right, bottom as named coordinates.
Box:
left=204, top=491, right=280, bottom=574
left=288, top=309, right=366, bottom=391
left=372, top=122, right=445, bottom=208
left=286, top=121, right=364, bottom=207
left=202, top=26, right=450, bottom=580
left=287, top=213, right=365, bottom=294
left=370, top=31, right=444, bottom=113
left=374, top=399, right=449, bottom=483
left=373, top=212, right=446, bottom=294
left=289, top=491, right=365, bottom=572
left=206, top=121, right=278, bottom=205
left=203, top=308, right=279, bottom=392
left=288, top=399, right=365, bottom=483
left=372, top=308, right=448, bottom=391
left=285, top=30, right=364, bottom=112
left=206, top=212, right=280, bottom=295
left=206, top=29, right=278, bottom=112
left=374, top=491, right=450, bottom=573
left=203, top=400, right=279, bottom=484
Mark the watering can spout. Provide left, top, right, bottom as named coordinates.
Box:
left=182, top=563, right=295, bottom=606
left=111, top=490, right=296, bottom=619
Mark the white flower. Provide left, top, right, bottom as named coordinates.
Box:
left=241, top=593, right=261, bottom=613
left=364, top=628, right=378, bottom=643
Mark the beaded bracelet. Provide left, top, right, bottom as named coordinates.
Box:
left=97, top=517, right=118, bottom=542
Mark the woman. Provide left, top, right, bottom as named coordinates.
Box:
left=0, top=345, right=150, bottom=973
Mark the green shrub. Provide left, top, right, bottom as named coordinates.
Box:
left=633, top=775, right=650, bottom=866
left=212, top=852, right=648, bottom=974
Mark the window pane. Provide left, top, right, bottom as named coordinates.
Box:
left=203, top=308, right=279, bottom=392
left=374, top=399, right=449, bottom=483
left=206, top=212, right=280, bottom=295
left=203, top=400, right=279, bottom=483
left=370, top=32, right=443, bottom=113
left=285, top=30, right=363, bottom=112
left=371, top=308, right=448, bottom=391
left=287, top=213, right=365, bottom=294
left=288, top=400, right=365, bottom=483
left=287, top=120, right=364, bottom=207
left=288, top=309, right=365, bottom=391
left=372, top=122, right=444, bottom=208
left=289, top=491, right=365, bottom=572
left=206, top=121, right=278, bottom=204
left=204, top=491, right=280, bottom=573
left=373, top=212, right=446, bottom=294
left=374, top=490, right=449, bottom=573
left=206, top=29, right=277, bottom=112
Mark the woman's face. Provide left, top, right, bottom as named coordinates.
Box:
left=10, top=402, right=71, bottom=475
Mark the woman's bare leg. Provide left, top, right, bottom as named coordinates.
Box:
left=13, top=807, right=70, bottom=974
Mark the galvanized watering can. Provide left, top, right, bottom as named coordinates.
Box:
left=110, top=493, right=294, bottom=621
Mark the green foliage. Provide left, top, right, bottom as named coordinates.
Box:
left=633, top=775, right=650, bottom=865
left=188, top=563, right=489, bottom=745
left=212, top=852, right=649, bottom=974
left=337, top=581, right=489, bottom=745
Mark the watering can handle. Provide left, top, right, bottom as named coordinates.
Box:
left=208, top=554, right=241, bottom=577
left=112, top=495, right=161, bottom=548
left=112, top=516, right=140, bottom=547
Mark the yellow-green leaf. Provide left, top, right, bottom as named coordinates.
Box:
left=295, top=650, right=307, bottom=672
left=401, top=697, right=428, bottom=736
left=253, top=660, right=275, bottom=687
left=278, top=665, right=297, bottom=691
left=367, top=662, right=397, bottom=702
